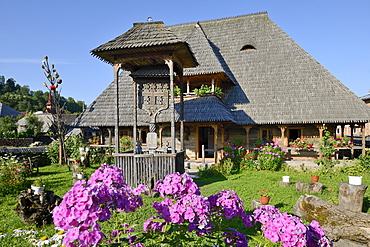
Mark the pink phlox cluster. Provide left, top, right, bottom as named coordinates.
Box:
left=253, top=205, right=281, bottom=224
left=262, top=212, right=306, bottom=247
left=154, top=172, right=200, bottom=198
left=152, top=194, right=210, bottom=230
left=306, top=220, right=333, bottom=247
left=88, top=163, right=125, bottom=187
left=53, top=164, right=147, bottom=247
left=252, top=205, right=332, bottom=247
left=208, top=190, right=252, bottom=227
left=222, top=228, right=248, bottom=247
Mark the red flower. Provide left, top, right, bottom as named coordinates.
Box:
left=50, top=85, right=56, bottom=91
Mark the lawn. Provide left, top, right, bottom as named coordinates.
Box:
left=0, top=163, right=368, bottom=246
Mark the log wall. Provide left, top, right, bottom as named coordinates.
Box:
left=0, top=138, right=33, bottom=147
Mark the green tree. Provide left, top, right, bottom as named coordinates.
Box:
left=0, top=116, right=17, bottom=136
left=23, top=113, right=43, bottom=137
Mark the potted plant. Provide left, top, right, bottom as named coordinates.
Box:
left=289, top=138, right=314, bottom=150
left=282, top=176, right=290, bottom=183
left=347, top=162, right=364, bottom=185
left=31, top=178, right=45, bottom=195
left=333, top=136, right=353, bottom=148
left=75, top=166, right=85, bottom=179
left=260, top=189, right=273, bottom=205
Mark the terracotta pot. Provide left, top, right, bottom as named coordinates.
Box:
left=260, top=195, right=271, bottom=205
left=311, top=175, right=320, bottom=182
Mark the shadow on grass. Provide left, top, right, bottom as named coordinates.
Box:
left=193, top=176, right=227, bottom=187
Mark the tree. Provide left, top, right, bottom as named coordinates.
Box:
left=24, top=113, right=43, bottom=137
left=41, top=56, right=67, bottom=165
left=0, top=116, right=17, bottom=137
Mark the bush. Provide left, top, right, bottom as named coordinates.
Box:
left=0, top=155, right=32, bottom=195
left=255, top=142, right=287, bottom=171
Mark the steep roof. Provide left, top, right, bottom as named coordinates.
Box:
left=361, top=92, right=370, bottom=101
left=0, top=102, right=21, bottom=117
left=18, top=114, right=78, bottom=133
left=77, top=12, right=370, bottom=127
left=182, top=23, right=226, bottom=77
left=171, top=12, right=370, bottom=124
left=91, top=21, right=197, bottom=68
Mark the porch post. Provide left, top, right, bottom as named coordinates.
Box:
left=243, top=126, right=252, bottom=150
left=360, top=123, right=366, bottom=156
left=113, top=63, right=120, bottom=153
left=133, top=79, right=137, bottom=154
left=180, top=70, right=184, bottom=151
left=213, top=124, right=219, bottom=163
left=165, top=58, right=175, bottom=154
left=315, top=124, right=324, bottom=158
left=278, top=125, right=287, bottom=147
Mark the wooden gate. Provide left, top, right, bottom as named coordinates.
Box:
left=114, top=151, right=185, bottom=187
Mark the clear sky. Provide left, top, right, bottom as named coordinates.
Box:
left=1, top=0, right=369, bottom=105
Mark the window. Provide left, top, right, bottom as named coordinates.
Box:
left=240, top=44, right=256, bottom=51
left=262, top=129, right=273, bottom=142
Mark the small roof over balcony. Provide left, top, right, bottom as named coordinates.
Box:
left=91, top=21, right=197, bottom=71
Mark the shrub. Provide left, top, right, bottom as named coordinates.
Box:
left=255, top=142, right=287, bottom=171
left=120, top=135, right=133, bottom=152
left=0, top=155, right=32, bottom=195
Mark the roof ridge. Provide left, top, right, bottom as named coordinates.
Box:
left=169, top=12, right=268, bottom=28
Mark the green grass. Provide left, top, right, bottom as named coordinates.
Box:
left=0, top=164, right=369, bottom=246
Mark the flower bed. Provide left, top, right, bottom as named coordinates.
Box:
left=49, top=164, right=332, bottom=246
left=333, top=136, right=353, bottom=147
left=289, top=138, right=314, bottom=149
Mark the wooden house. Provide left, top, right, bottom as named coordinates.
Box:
left=0, top=102, right=21, bottom=118
left=75, top=12, right=370, bottom=162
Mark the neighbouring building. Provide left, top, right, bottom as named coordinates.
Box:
left=0, top=102, right=21, bottom=118
left=75, top=12, right=370, bottom=161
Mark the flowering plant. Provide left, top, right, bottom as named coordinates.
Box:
left=52, top=164, right=147, bottom=247
left=0, top=155, right=31, bottom=195
left=289, top=138, right=314, bottom=149
left=256, top=142, right=288, bottom=171
left=253, top=205, right=333, bottom=246
left=88, top=136, right=100, bottom=144
left=260, top=189, right=273, bottom=198
left=141, top=172, right=252, bottom=246
left=333, top=136, right=352, bottom=147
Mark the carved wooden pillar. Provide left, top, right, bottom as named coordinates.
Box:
left=278, top=125, right=287, bottom=147
left=213, top=124, right=219, bottom=163
left=359, top=123, right=366, bottom=156
left=180, top=70, right=184, bottom=151
left=243, top=126, right=252, bottom=150
left=113, top=63, right=120, bottom=153
left=195, top=126, right=199, bottom=160
left=341, top=124, right=345, bottom=137
left=221, top=124, right=225, bottom=153
left=165, top=58, right=175, bottom=154
left=133, top=79, right=137, bottom=153
left=315, top=124, right=324, bottom=158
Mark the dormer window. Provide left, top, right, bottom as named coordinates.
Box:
left=240, top=44, right=256, bottom=51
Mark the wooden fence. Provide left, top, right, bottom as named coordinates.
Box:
left=114, top=151, right=185, bottom=187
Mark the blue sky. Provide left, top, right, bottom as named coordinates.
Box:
left=1, top=0, right=369, bottom=105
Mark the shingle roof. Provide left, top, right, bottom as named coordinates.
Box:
left=91, top=21, right=197, bottom=68
left=0, top=102, right=21, bottom=117
left=74, top=71, right=235, bottom=127
left=77, top=12, right=370, bottom=127
left=361, top=92, right=370, bottom=101
left=181, top=23, right=226, bottom=77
